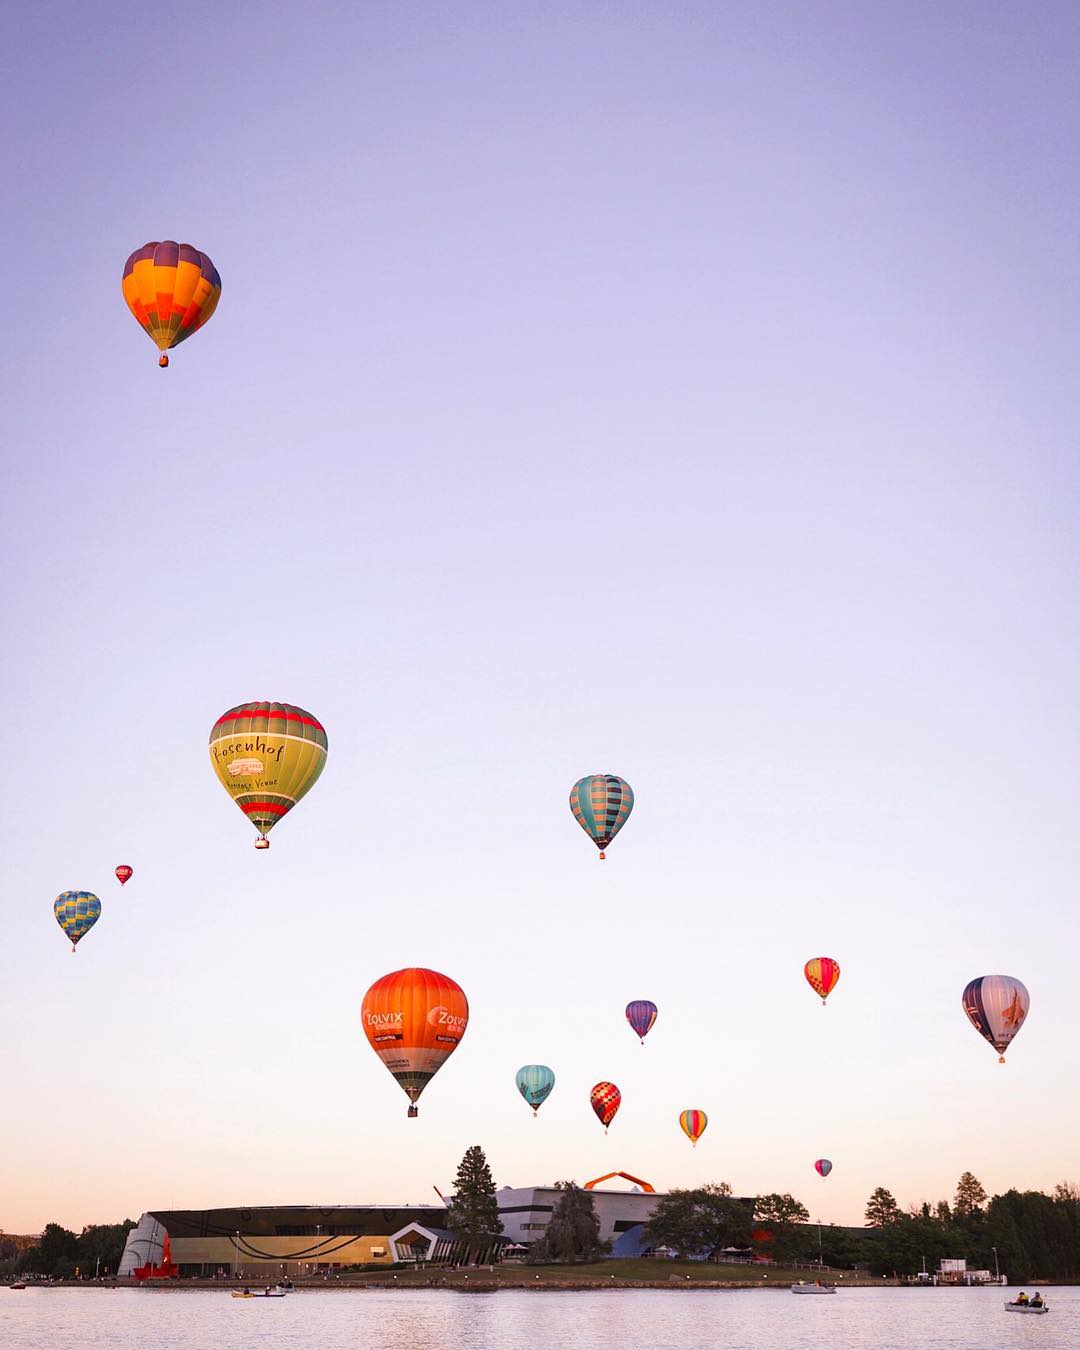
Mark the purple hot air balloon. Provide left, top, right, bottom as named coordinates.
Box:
left=626, top=1000, right=658, bottom=1044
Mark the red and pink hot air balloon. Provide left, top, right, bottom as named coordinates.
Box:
left=804, top=957, right=840, bottom=1006
left=115, top=865, right=133, bottom=886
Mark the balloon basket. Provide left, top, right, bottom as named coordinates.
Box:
left=158, top=353, right=169, bottom=368
left=598, top=851, right=606, bottom=860
left=408, top=1105, right=418, bottom=1118
left=999, top=1055, right=1006, bottom=1065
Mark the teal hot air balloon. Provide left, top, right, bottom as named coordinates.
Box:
left=516, top=1064, right=556, bottom=1116
left=54, top=891, right=101, bottom=952
left=569, top=774, right=634, bottom=859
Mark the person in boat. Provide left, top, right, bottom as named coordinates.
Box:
left=1030, top=1293, right=1044, bottom=1307
left=1015, top=1292, right=1028, bottom=1304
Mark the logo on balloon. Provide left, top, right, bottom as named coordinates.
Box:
left=427, top=1005, right=468, bottom=1033
left=227, top=758, right=264, bottom=777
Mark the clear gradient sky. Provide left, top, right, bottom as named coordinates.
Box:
left=2, top=1, right=1079, bottom=1236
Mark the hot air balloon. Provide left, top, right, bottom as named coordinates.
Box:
left=516, top=1065, right=556, bottom=1116
left=962, top=975, right=1029, bottom=1064
left=362, top=968, right=469, bottom=1116
left=625, top=1000, right=657, bottom=1044
left=804, top=957, right=840, bottom=1005
left=115, top=865, right=133, bottom=886
left=54, top=891, right=101, bottom=952
left=814, top=1159, right=832, bottom=1178
left=209, top=703, right=327, bottom=848
left=122, top=241, right=221, bottom=367
left=569, top=775, right=634, bottom=859
left=590, top=1081, right=621, bottom=1131
left=679, top=1109, right=708, bottom=1146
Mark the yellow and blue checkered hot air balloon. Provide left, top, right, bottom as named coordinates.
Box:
left=122, top=241, right=221, bottom=368
left=569, top=774, right=634, bottom=859
left=54, top=891, right=101, bottom=953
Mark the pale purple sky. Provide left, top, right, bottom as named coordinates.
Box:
left=2, top=1, right=1079, bottom=1234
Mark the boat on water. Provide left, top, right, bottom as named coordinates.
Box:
left=1006, top=1301, right=1049, bottom=1314
left=9, top=1283, right=27, bottom=1291
left=792, top=1282, right=836, bottom=1294
left=231, top=1291, right=255, bottom=1299
left=231, top=1288, right=287, bottom=1299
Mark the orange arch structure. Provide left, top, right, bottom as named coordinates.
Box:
left=583, top=1171, right=656, bottom=1193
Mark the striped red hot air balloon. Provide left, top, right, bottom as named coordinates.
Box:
left=362, top=968, right=469, bottom=1117
left=590, top=1081, right=621, bottom=1132
left=679, top=1109, right=708, bottom=1146
left=804, top=957, right=840, bottom=1006
left=115, top=865, right=133, bottom=886
left=814, top=1158, right=833, bottom=1178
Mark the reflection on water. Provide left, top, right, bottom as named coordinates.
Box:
left=1, top=1287, right=1077, bottom=1350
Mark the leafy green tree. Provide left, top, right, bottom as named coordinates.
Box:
left=753, top=1193, right=810, bottom=1263
left=446, top=1145, right=502, bottom=1262
left=645, top=1183, right=750, bottom=1258
left=954, top=1173, right=988, bottom=1216
left=865, top=1187, right=901, bottom=1228
left=24, top=1224, right=78, bottom=1276
left=76, top=1222, right=136, bottom=1277
left=527, top=1182, right=608, bottom=1264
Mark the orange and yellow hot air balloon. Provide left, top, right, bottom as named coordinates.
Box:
left=679, top=1109, right=708, bottom=1146
left=804, top=957, right=840, bottom=1006
left=122, top=241, right=221, bottom=367
left=362, top=968, right=469, bottom=1117
left=209, top=702, right=327, bottom=848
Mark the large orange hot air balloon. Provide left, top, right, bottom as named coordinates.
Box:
left=122, top=241, right=221, bottom=367
left=804, top=957, right=840, bottom=1005
left=362, top=968, right=469, bottom=1117
left=590, top=1081, right=621, bottom=1132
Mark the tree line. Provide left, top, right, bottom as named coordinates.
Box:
left=2, top=1221, right=135, bottom=1278
left=645, top=1172, right=1080, bottom=1280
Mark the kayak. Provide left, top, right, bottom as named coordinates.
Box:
left=792, top=1283, right=836, bottom=1294
left=1006, top=1302, right=1049, bottom=1314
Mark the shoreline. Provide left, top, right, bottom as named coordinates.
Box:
left=15, top=1277, right=1028, bottom=1293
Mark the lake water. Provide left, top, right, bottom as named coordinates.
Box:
left=1, top=1286, right=1076, bottom=1349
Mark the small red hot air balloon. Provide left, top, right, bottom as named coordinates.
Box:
left=115, top=865, right=133, bottom=886
left=590, top=1081, right=621, bottom=1132
left=804, top=957, right=840, bottom=1005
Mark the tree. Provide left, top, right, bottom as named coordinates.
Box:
left=754, top=1193, right=810, bottom=1263
left=645, top=1183, right=751, bottom=1258
left=865, top=1188, right=901, bottom=1228
left=527, top=1182, right=608, bottom=1264
left=446, top=1145, right=502, bottom=1262
left=954, top=1173, right=988, bottom=1216
left=77, top=1222, right=136, bottom=1277
left=24, top=1224, right=78, bottom=1276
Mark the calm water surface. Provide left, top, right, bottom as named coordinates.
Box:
left=1, top=1287, right=1076, bottom=1349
